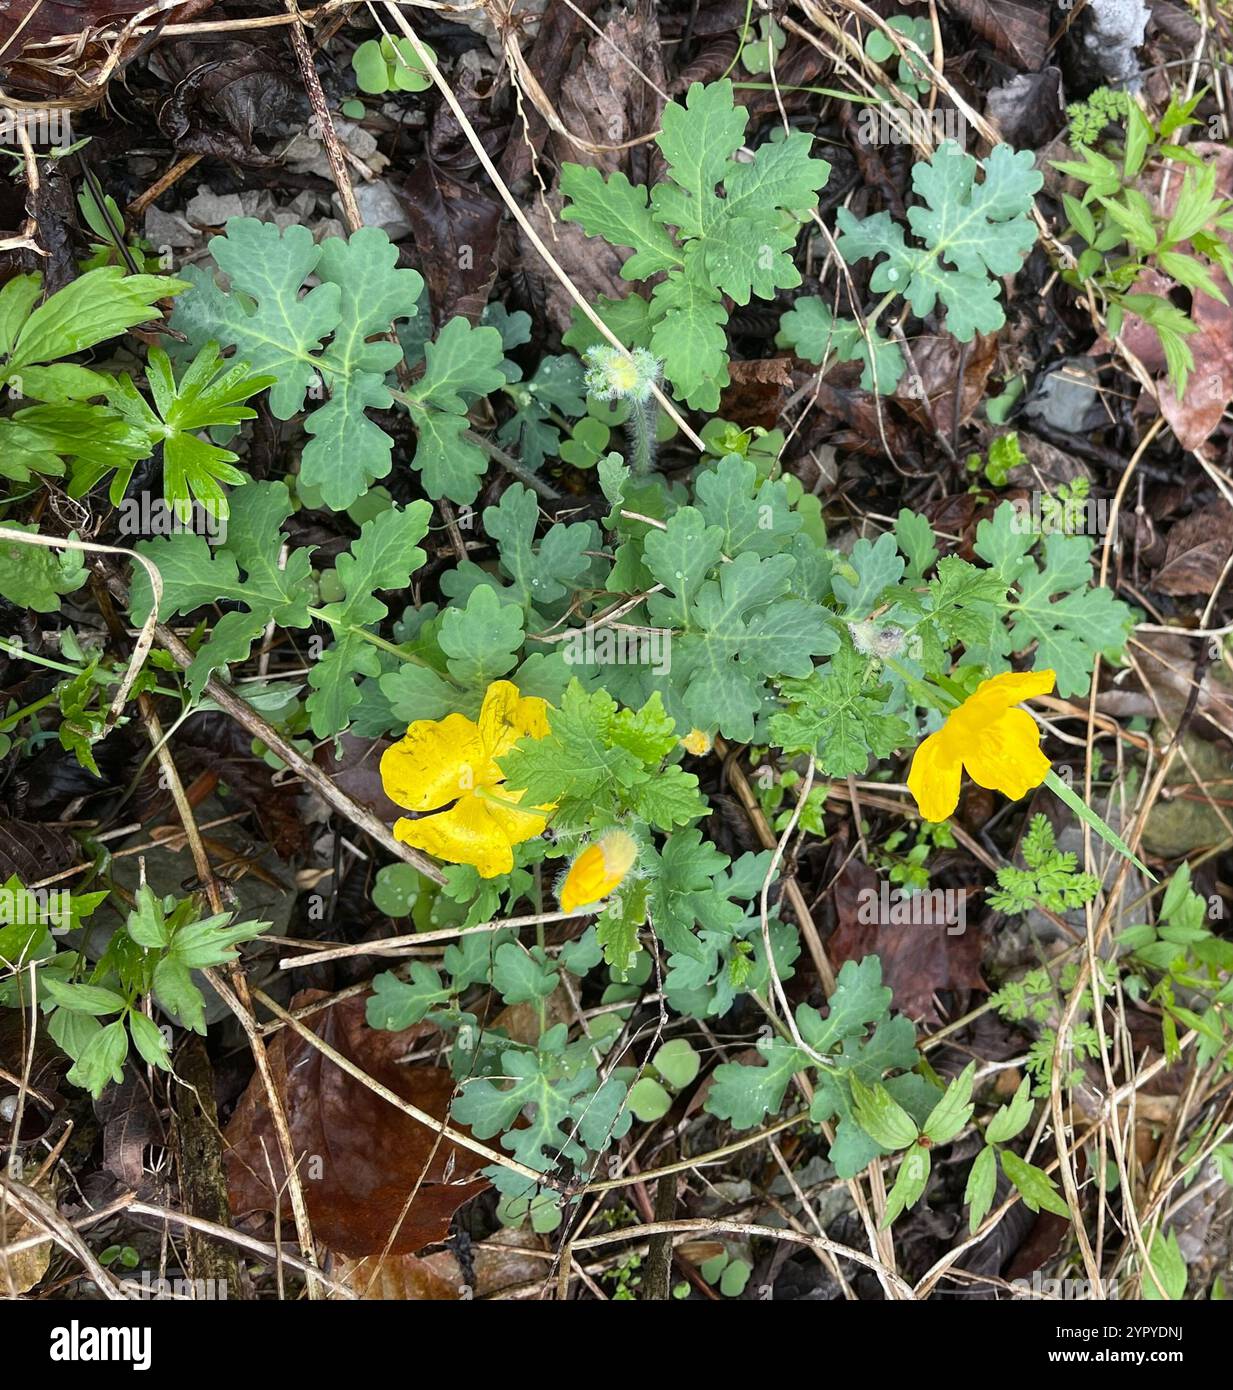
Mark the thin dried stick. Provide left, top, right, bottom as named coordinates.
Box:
left=130, top=691, right=324, bottom=1300
left=285, top=0, right=362, bottom=233
left=568, top=1217, right=916, bottom=1298
left=376, top=1, right=705, bottom=452
left=278, top=906, right=597, bottom=969
left=0, top=1173, right=125, bottom=1299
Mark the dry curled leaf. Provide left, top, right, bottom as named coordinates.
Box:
left=947, top=0, right=1051, bottom=71
left=1152, top=501, right=1233, bottom=596
left=551, top=8, right=666, bottom=177
left=157, top=43, right=305, bottom=167
left=331, top=1228, right=547, bottom=1300
left=0, top=0, right=216, bottom=100
left=0, top=818, right=77, bottom=885
left=721, top=357, right=796, bottom=430
left=828, top=859, right=986, bottom=1026
left=0, top=1170, right=60, bottom=1295
left=399, top=161, right=503, bottom=325
left=893, top=332, right=998, bottom=434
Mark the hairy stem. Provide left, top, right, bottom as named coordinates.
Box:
left=626, top=396, right=660, bottom=474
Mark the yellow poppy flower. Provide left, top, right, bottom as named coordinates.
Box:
left=380, top=680, right=552, bottom=878
left=558, top=830, right=638, bottom=913
left=679, top=728, right=712, bottom=757
left=907, top=670, right=1055, bottom=823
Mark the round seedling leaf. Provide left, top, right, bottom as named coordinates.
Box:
left=588, top=1011, right=624, bottom=1044
left=346, top=485, right=394, bottom=527
left=352, top=39, right=390, bottom=94
left=865, top=29, right=896, bottom=62
left=386, top=36, right=435, bottom=92
left=720, top=1258, right=752, bottom=1297
left=652, top=1038, right=700, bottom=1089
left=316, top=568, right=346, bottom=604
left=559, top=415, right=611, bottom=469
left=628, top=1076, right=672, bottom=1122
left=529, top=1191, right=563, bottom=1234
left=372, top=863, right=423, bottom=917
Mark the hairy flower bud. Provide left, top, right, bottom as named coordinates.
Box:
left=583, top=345, right=662, bottom=403
left=848, top=620, right=907, bottom=659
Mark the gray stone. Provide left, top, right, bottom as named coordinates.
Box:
left=185, top=186, right=245, bottom=227
left=345, top=180, right=412, bottom=240
left=143, top=206, right=198, bottom=250
left=1023, top=358, right=1105, bottom=435
left=238, top=189, right=279, bottom=222
left=1083, top=0, right=1150, bottom=88
left=280, top=130, right=329, bottom=178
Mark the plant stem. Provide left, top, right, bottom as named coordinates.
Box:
left=627, top=397, right=659, bottom=474
left=304, top=607, right=448, bottom=674
left=0, top=639, right=182, bottom=700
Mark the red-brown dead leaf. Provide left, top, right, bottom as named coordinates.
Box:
left=331, top=1229, right=548, bottom=1300
left=720, top=357, right=796, bottom=430
left=923, top=491, right=982, bottom=546
left=550, top=8, right=666, bottom=178
left=224, top=991, right=488, bottom=1257
left=828, top=860, right=987, bottom=1026
left=947, top=0, right=1050, bottom=72
left=398, top=162, right=503, bottom=326
left=804, top=377, right=919, bottom=461
left=1152, top=500, right=1233, bottom=596
left=893, top=332, right=998, bottom=434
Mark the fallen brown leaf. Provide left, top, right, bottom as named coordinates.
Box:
left=551, top=9, right=666, bottom=178
left=331, top=1228, right=548, bottom=1300
left=721, top=358, right=796, bottom=430
left=224, top=991, right=488, bottom=1257
left=827, top=859, right=987, bottom=1026
left=0, top=1171, right=60, bottom=1295
left=894, top=332, right=998, bottom=434
left=398, top=162, right=503, bottom=325
left=947, top=0, right=1050, bottom=72
left=1152, top=500, right=1233, bottom=596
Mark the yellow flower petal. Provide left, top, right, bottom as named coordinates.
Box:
left=480, top=787, right=553, bottom=852
left=379, top=681, right=555, bottom=875
left=965, top=669, right=1056, bottom=714
left=559, top=831, right=638, bottom=912
left=393, top=792, right=547, bottom=879
left=961, top=706, right=1051, bottom=802
left=906, top=669, right=1055, bottom=822
left=478, top=679, right=551, bottom=762
left=380, top=713, right=491, bottom=811
left=907, top=727, right=964, bottom=823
